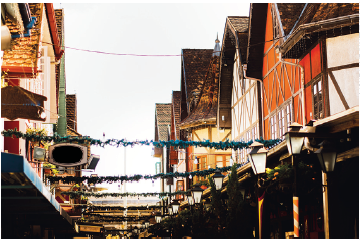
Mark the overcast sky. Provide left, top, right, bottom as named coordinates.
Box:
left=52, top=2, right=250, bottom=193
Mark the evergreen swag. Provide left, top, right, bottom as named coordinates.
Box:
left=61, top=191, right=187, bottom=199
left=2, top=129, right=282, bottom=150
left=49, top=164, right=242, bottom=184
left=153, top=164, right=256, bottom=239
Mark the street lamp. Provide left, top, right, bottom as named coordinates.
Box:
left=248, top=141, right=268, bottom=175
left=212, top=169, right=225, bottom=190
left=155, top=212, right=162, bottom=223
left=171, top=199, right=180, bottom=214
left=186, top=191, right=194, bottom=206
left=168, top=205, right=173, bottom=215
left=315, top=140, right=337, bottom=173
left=191, top=184, right=204, bottom=204
left=144, top=220, right=150, bottom=229
left=285, top=122, right=305, bottom=155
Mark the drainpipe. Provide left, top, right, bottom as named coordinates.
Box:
left=276, top=47, right=306, bottom=126
left=11, top=16, right=36, bottom=38
left=243, top=64, right=264, bottom=138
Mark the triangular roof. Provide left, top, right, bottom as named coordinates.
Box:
left=171, top=91, right=181, bottom=140
left=66, top=94, right=77, bottom=132
left=179, top=55, right=220, bottom=129
left=181, top=49, right=214, bottom=111
left=154, top=104, right=171, bottom=142
left=218, top=16, right=249, bottom=129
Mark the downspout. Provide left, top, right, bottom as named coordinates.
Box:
left=11, top=16, right=36, bottom=38
left=11, top=3, right=36, bottom=39
left=243, top=64, right=264, bottom=138
left=57, top=19, right=67, bottom=137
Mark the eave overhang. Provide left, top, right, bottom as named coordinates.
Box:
left=280, top=14, right=359, bottom=59
left=1, top=152, right=76, bottom=231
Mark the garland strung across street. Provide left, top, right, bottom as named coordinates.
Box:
left=49, top=163, right=244, bottom=184
left=83, top=214, right=150, bottom=222
left=87, top=205, right=158, bottom=211
left=1, top=129, right=282, bottom=150
left=62, top=190, right=187, bottom=199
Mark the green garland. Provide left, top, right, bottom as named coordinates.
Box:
left=49, top=164, right=243, bottom=184
left=61, top=190, right=187, bottom=199
left=2, top=129, right=282, bottom=150
left=87, top=205, right=158, bottom=211
left=83, top=214, right=149, bottom=222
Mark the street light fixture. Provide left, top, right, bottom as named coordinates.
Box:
left=144, top=220, right=150, bottom=228
left=212, top=169, right=225, bottom=190
left=155, top=212, right=162, bottom=223
left=168, top=205, right=173, bottom=215
left=171, top=199, right=180, bottom=214
left=191, top=184, right=204, bottom=204
left=285, top=122, right=305, bottom=155
left=248, top=141, right=268, bottom=175
left=186, top=191, right=194, bottom=206
left=315, top=140, right=337, bottom=173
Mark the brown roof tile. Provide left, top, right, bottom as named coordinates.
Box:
left=66, top=94, right=77, bottom=131
left=310, top=3, right=359, bottom=22
left=181, top=49, right=214, bottom=106
left=179, top=56, right=220, bottom=128
left=172, top=91, right=182, bottom=140
left=287, top=3, right=358, bottom=34
left=277, top=3, right=306, bottom=36
left=155, top=104, right=171, bottom=141
left=228, top=17, right=249, bottom=33
left=2, top=3, right=43, bottom=69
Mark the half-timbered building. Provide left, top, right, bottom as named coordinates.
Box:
left=178, top=37, right=232, bottom=187
left=246, top=3, right=359, bottom=239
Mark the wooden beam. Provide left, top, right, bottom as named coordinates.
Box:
left=336, top=147, right=359, bottom=162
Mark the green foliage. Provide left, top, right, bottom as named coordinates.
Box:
left=2, top=129, right=281, bottom=150
left=43, top=162, right=59, bottom=175
left=265, top=162, right=292, bottom=182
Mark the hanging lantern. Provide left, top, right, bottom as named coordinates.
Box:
left=191, top=184, right=204, bottom=204
left=155, top=212, right=162, bottom=223
left=315, top=140, right=337, bottom=173
left=168, top=205, right=173, bottom=215
left=248, top=141, right=268, bottom=175
left=186, top=191, right=194, bottom=206
left=212, top=169, right=225, bottom=190
left=144, top=220, right=150, bottom=228
left=171, top=199, right=180, bottom=214
left=284, top=123, right=305, bottom=155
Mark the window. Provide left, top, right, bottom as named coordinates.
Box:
left=270, top=115, right=277, bottom=139
left=270, top=103, right=292, bottom=139
left=313, top=78, right=324, bottom=120
left=176, top=180, right=184, bottom=200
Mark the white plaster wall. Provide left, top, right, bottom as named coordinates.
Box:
left=327, top=33, right=359, bottom=116
left=328, top=68, right=359, bottom=115
left=326, top=33, right=359, bottom=68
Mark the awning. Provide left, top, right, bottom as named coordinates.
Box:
left=1, top=152, right=76, bottom=232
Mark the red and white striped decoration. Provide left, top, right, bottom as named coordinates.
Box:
left=293, top=196, right=299, bottom=238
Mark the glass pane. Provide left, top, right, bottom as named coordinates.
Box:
left=318, top=80, right=322, bottom=91
left=313, top=84, right=317, bottom=95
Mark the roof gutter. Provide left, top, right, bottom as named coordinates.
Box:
left=280, top=14, right=359, bottom=55
left=45, top=3, right=64, bottom=61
